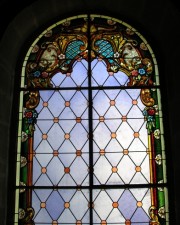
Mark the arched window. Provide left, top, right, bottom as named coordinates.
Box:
left=15, top=14, right=169, bottom=225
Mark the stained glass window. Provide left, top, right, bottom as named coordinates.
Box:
left=15, top=14, right=169, bottom=225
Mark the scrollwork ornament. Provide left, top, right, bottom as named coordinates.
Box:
left=19, top=207, right=35, bottom=225
left=149, top=206, right=161, bottom=225
left=25, top=91, right=40, bottom=109
left=140, top=89, right=155, bottom=107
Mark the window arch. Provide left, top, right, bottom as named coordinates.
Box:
left=15, top=14, right=169, bottom=225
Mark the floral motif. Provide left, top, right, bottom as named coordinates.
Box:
left=21, top=131, right=28, bottom=142
left=21, top=156, right=27, bottom=168
left=154, top=129, right=161, bottom=139
left=58, top=53, right=66, bottom=59
left=33, top=70, right=41, bottom=77
left=19, top=208, right=25, bottom=220
left=147, top=108, right=156, bottom=116
left=138, top=68, right=146, bottom=75
left=31, top=44, right=39, bottom=53
left=41, top=72, right=49, bottom=78
left=110, top=65, right=119, bottom=72
left=131, top=70, right=139, bottom=76
left=143, top=106, right=156, bottom=134
left=140, top=42, right=148, bottom=50
left=114, top=52, right=120, bottom=58
left=19, top=181, right=26, bottom=193
left=158, top=206, right=166, bottom=219
left=155, top=154, right=162, bottom=165
left=24, top=109, right=38, bottom=136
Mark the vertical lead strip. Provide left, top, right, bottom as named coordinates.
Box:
left=87, top=13, right=93, bottom=225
